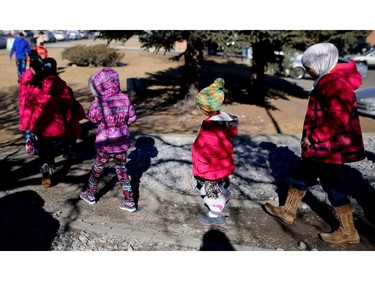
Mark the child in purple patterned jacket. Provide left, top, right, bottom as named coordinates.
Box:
left=80, top=68, right=137, bottom=212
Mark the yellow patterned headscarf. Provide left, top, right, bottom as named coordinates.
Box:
left=196, top=78, right=225, bottom=112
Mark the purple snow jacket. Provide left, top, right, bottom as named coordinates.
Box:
left=88, top=68, right=136, bottom=153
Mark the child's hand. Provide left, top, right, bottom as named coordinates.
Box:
left=300, top=137, right=312, bottom=149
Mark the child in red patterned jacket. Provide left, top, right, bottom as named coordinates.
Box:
left=192, top=78, right=238, bottom=226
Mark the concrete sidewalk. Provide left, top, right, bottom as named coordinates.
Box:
left=1, top=133, right=375, bottom=251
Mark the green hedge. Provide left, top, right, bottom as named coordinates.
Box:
left=62, top=44, right=124, bottom=67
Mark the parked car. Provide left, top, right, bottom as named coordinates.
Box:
left=347, top=47, right=375, bottom=68
left=41, top=30, right=56, bottom=43
left=52, top=30, right=69, bottom=41
left=348, top=41, right=372, bottom=55
left=355, top=87, right=375, bottom=117
left=0, top=36, right=6, bottom=49
left=21, top=30, right=34, bottom=38
left=79, top=30, right=88, bottom=39
left=67, top=30, right=81, bottom=40
left=287, top=54, right=368, bottom=80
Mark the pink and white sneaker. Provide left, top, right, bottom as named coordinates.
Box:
left=26, top=139, right=34, bottom=155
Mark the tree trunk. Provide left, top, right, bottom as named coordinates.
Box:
left=250, top=61, right=266, bottom=104
left=181, top=39, right=204, bottom=94
left=178, top=39, right=204, bottom=111
left=250, top=40, right=275, bottom=105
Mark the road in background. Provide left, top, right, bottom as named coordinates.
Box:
left=361, top=68, right=375, bottom=89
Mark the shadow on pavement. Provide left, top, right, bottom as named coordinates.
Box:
left=342, top=165, right=375, bottom=228
left=0, top=190, right=60, bottom=250
left=260, top=140, right=375, bottom=244
left=365, top=149, right=375, bottom=163
left=127, top=136, right=158, bottom=205
left=88, top=136, right=159, bottom=206
left=199, top=229, right=235, bottom=251
left=0, top=155, right=41, bottom=191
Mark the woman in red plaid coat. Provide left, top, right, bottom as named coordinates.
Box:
left=264, top=43, right=365, bottom=244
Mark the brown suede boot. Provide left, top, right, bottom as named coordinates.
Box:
left=264, top=186, right=306, bottom=224
left=320, top=204, right=360, bottom=244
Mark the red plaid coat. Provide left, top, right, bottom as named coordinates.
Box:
left=302, top=61, right=365, bottom=164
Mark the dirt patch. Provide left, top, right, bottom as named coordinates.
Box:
left=1, top=38, right=375, bottom=144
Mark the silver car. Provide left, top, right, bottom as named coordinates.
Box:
left=348, top=48, right=375, bottom=68
left=288, top=54, right=368, bottom=81
left=355, top=87, right=375, bottom=117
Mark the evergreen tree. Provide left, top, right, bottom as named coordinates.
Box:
left=96, top=30, right=237, bottom=95
left=94, top=30, right=371, bottom=106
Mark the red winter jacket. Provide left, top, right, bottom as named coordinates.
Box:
left=21, top=75, right=73, bottom=137
left=192, top=112, right=238, bottom=180
left=33, top=46, right=48, bottom=59
left=302, top=61, right=365, bottom=164
left=18, top=69, right=34, bottom=131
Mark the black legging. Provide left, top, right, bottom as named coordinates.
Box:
left=37, top=136, right=60, bottom=168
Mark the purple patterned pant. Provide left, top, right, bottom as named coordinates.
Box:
left=87, top=151, right=132, bottom=195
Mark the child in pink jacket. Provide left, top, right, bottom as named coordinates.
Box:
left=80, top=68, right=137, bottom=212
left=192, top=78, right=238, bottom=226
left=22, top=57, right=73, bottom=187
left=18, top=59, right=43, bottom=155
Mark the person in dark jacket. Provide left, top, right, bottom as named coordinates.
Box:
left=264, top=43, right=365, bottom=244
left=62, top=87, right=85, bottom=160
left=9, top=32, right=31, bottom=79
left=192, top=78, right=238, bottom=226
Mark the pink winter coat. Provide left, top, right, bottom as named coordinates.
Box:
left=18, top=69, right=34, bottom=131
left=192, top=112, right=238, bottom=180
left=88, top=68, right=137, bottom=154
left=21, top=75, right=73, bottom=137
left=302, top=61, right=365, bottom=164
